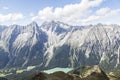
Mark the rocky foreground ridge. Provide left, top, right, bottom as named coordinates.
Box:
left=30, top=66, right=119, bottom=80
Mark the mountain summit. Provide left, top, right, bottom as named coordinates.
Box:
left=0, top=21, right=120, bottom=71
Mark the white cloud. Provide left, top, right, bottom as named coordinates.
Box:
left=3, top=6, right=9, bottom=10
left=0, top=13, right=24, bottom=23
left=32, top=0, right=120, bottom=25
left=96, top=7, right=110, bottom=15
left=29, top=12, right=34, bottom=17
left=82, top=15, right=100, bottom=23
left=106, top=9, right=120, bottom=16
left=83, top=8, right=120, bottom=23
left=32, top=0, right=105, bottom=25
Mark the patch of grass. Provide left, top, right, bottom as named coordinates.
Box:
left=16, top=70, right=24, bottom=74
left=0, top=74, right=6, bottom=77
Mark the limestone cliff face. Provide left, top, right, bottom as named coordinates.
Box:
left=0, top=21, right=120, bottom=70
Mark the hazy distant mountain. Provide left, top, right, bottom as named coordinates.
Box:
left=0, top=21, right=120, bottom=71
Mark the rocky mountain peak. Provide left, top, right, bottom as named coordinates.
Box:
left=0, top=21, right=119, bottom=71
left=28, top=21, right=38, bottom=27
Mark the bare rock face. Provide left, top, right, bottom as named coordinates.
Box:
left=30, top=71, right=82, bottom=80
left=0, top=77, right=8, bottom=80
left=31, top=72, right=50, bottom=80
left=68, top=65, right=109, bottom=80
left=0, top=21, right=120, bottom=70
left=107, top=72, right=120, bottom=80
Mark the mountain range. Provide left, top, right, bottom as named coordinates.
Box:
left=0, top=21, right=120, bottom=71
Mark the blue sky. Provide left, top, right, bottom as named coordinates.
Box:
left=0, top=0, right=120, bottom=25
